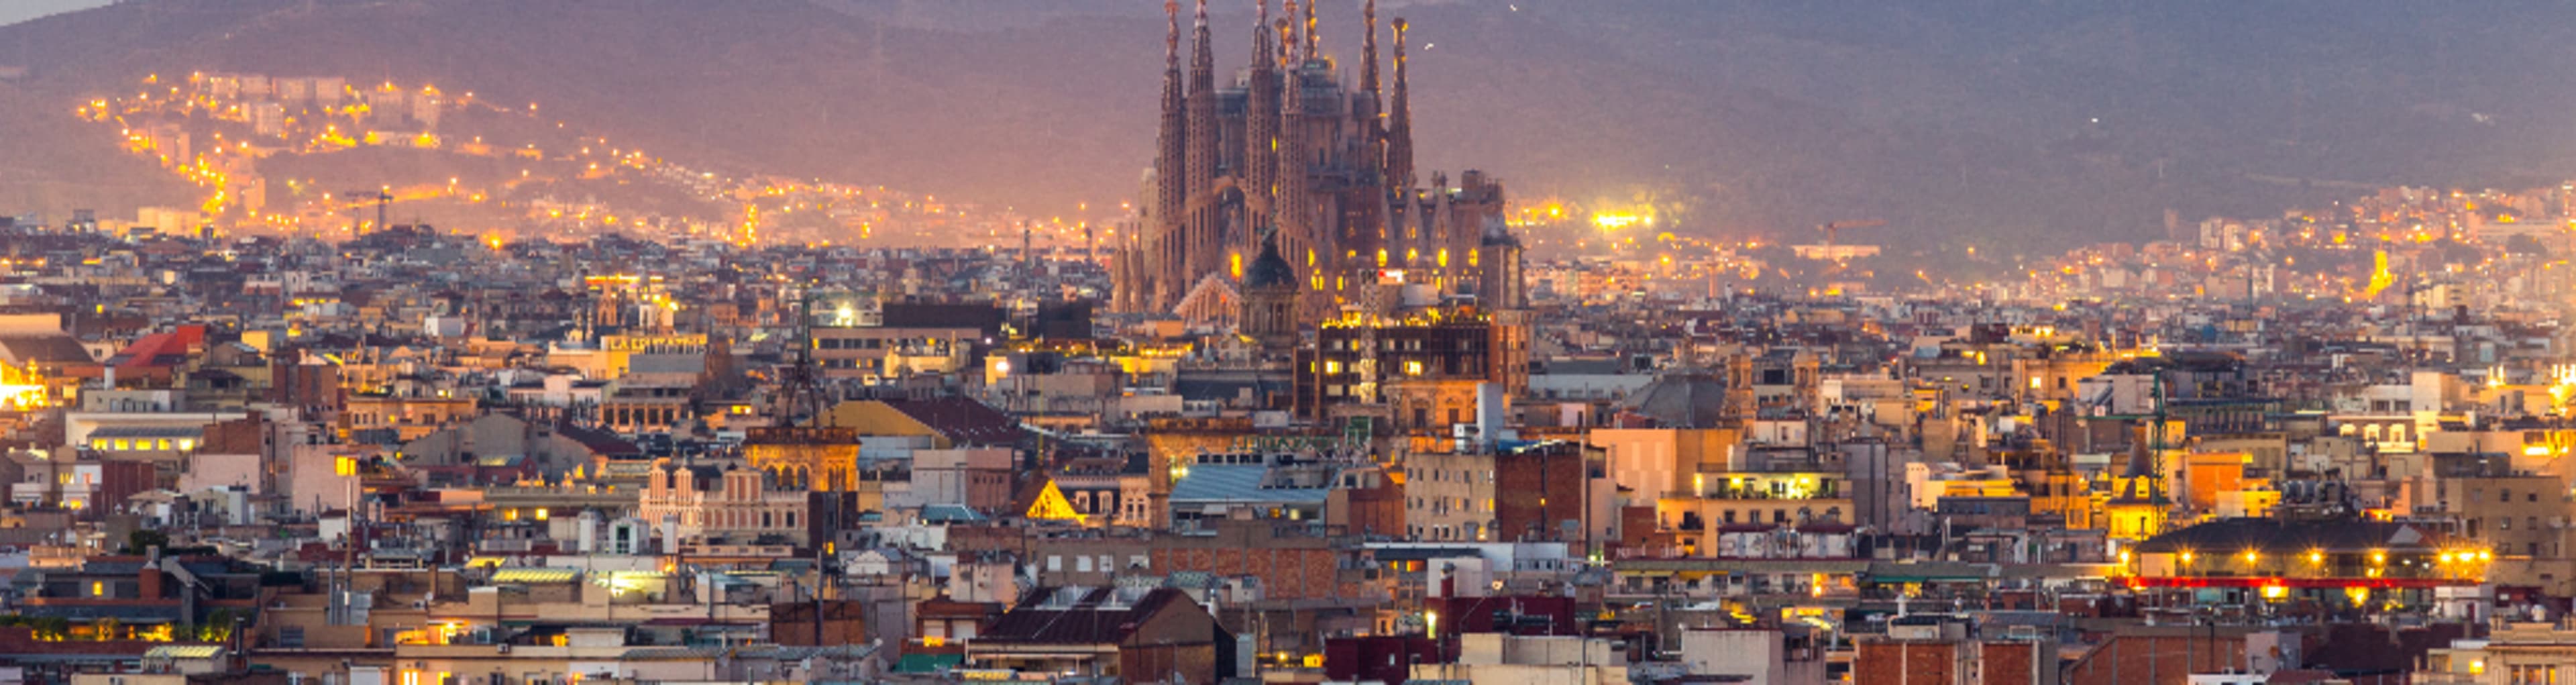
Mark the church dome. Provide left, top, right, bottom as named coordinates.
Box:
left=1244, top=234, right=1297, bottom=291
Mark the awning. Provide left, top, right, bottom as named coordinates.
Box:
left=490, top=568, right=580, bottom=584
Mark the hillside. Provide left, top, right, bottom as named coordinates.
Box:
left=1, top=0, right=2571, bottom=253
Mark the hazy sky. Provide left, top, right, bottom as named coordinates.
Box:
left=0, top=0, right=108, bottom=28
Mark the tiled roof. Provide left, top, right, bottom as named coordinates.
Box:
left=555, top=423, right=641, bottom=456
left=109, top=325, right=204, bottom=369
left=883, top=397, right=1024, bottom=446
left=979, top=586, right=1188, bottom=645
left=1614, top=371, right=1729, bottom=428
left=0, top=333, right=92, bottom=365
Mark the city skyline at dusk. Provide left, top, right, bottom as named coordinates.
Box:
left=0, top=2, right=2573, bottom=684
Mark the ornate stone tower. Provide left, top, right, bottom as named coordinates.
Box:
left=1184, top=0, right=1222, bottom=287
left=1385, top=17, right=1415, bottom=194
left=1151, top=0, right=1189, bottom=310
left=1243, top=0, right=1280, bottom=229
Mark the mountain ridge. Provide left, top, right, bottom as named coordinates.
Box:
left=2, top=0, right=2570, bottom=254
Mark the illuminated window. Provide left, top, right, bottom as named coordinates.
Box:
left=1404, top=360, right=1424, bottom=376
left=92, top=582, right=105, bottom=596
left=112, top=439, right=129, bottom=451
left=176, top=439, right=194, bottom=451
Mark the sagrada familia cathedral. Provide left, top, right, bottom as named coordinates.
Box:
left=1109, top=0, right=1525, bottom=320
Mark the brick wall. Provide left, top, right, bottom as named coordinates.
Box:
left=1151, top=545, right=1342, bottom=600
left=2063, top=634, right=2246, bottom=685
left=1980, top=640, right=2045, bottom=685
left=1495, top=443, right=1586, bottom=543
left=1856, top=640, right=1964, bottom=685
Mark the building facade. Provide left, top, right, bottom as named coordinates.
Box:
left=1110, top=0, right=1518, bottom=318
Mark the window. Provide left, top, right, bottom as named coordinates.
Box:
left=278, top=626, right=306, bottom=648
left=1047, top=556, right=1062, bottom=572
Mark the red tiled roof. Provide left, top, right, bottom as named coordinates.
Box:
left=110, top=324, right=205, bottom=369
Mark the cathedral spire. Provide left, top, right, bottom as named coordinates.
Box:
left=1150, top=0, right=1190, bottom=310
left=1183, top=0, right=1222, bottom=297
left=1244, top=0, right=1281, bottom=232
left=1165, top=0, right=1180, bottom=65
left=1275, top=12, right=1311, bottom=299
left=1189, top=0, right=1214, bottom=89
left=1279, top=17, right=1296, bottom=66
left=1385, top=17, right=1415, bottom=193
left=1361, top=0, right=1382, bottom=105
left=1284, top=0, right=1303, bottom=63
left=1302, top=0, right=1320, bottom=60
left=1253, top=0, right=1271, bottom=66
left=1186, top=2, right=1213, bottom=97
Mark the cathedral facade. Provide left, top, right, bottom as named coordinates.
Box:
left=1110, top=0, right=1523, bottom=318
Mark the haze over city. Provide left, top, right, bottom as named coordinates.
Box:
left=0, top=1, right=2573, bottom=684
